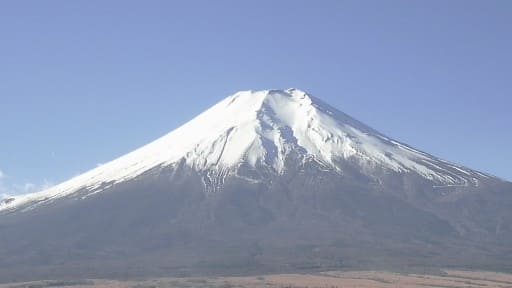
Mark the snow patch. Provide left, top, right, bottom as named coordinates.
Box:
left=0, top=89, right=485, bottom=212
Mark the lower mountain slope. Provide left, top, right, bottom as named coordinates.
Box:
left=0, top=155, right=511, bottom=282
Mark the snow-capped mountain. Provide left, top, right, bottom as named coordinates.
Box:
left=0, top=89, right=510, bottom=282
left=0, top=89, right=489, bottom=212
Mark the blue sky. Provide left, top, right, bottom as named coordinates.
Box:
left=1, top=0, right=511, bottom=195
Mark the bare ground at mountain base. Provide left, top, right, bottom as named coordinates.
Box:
left=2, top=270, right=512, bottom=288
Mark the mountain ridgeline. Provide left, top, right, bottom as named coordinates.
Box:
left=1, top=89, right=511, bottom=282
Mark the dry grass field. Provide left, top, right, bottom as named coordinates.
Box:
left=2, top=270, right=512, bottom=288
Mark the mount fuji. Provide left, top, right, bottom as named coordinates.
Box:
left=0, top=89, right=511, bottom=281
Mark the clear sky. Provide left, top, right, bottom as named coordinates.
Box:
left=1, top=0, right=511, bottom=195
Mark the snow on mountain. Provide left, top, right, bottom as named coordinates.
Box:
left=0, top=88, right=487, bottom=212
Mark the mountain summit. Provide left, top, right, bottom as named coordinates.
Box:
left=0, top=89, right=488, bottom=212
left=0, top=89, right=510, bottom=282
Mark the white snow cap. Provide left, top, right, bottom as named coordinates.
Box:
left=0, top=88, right=485, bottom=211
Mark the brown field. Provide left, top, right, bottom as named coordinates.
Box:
left=2, top=270, right=512, bottom=288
